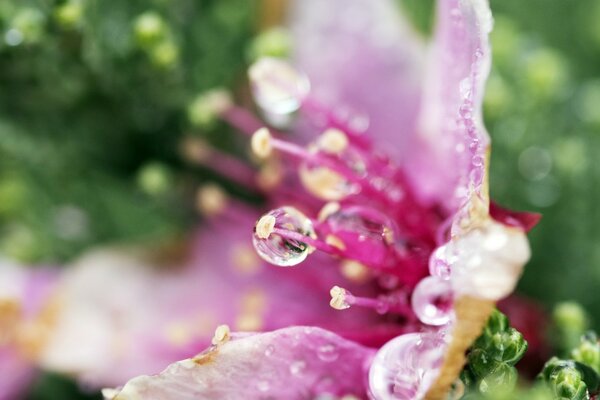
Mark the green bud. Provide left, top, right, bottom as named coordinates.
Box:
left=540, top=358, right=590, bottom=400
left=9, top=7, right=46, bottom=45
left=523, top=48, right=568, bottom=100
left=0, top=177, right=27, bottom=215
left=478, top=364, right=518, bottom=394
left=571, top=332, right=600, bottom=373
left=54, top=0, right=83, bottom=29
left=490, top=17, right=520, bottom=65
left=149, top=40, right=179, bottom=69
left=553, top=302, right=590, bottom=353
left=247, top=27, right=291, bottom=61
left=187, top=89, right=232, bottom=129
left=501, top=328, right=528, bottom=365
left=133, top=11, right=167, bottom=47
left=137, top=162, right=172, bottom=196
left=483, top=73, right=512, bottom=120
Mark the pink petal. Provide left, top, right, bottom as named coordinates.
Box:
left=407, top=0, right=493, bottom=208
left=40, top=215, right=391, bottom=387
left=0, top=260, right=59, bottom=400
left=0, top=348, right=34, bottom=400
left=105, top=326, right=374, bottom=400
left=290, top=0, right=425, bottom=156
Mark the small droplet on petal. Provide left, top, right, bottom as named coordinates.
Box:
left=317, top=343, right=339, bottom=362
left=289, top=360, right=306, bottom=376
left=428, top=245, right=453, bottom=280
left=248, top=57, right=309, bottom=116
left=253, top=207, right=315, bottom=267
left=411, top=276, right=454, bottom=326
left=256, top=380, right=270, bottom=392
left=264, top=344, right=275, bottom=357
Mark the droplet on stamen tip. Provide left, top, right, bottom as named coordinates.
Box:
left=329, top=286, right=351, bottom=310
left=252, top=207, right=315, bottom=267
left=251, top=127, right=273, bottom=159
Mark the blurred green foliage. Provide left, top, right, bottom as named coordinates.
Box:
left=0, top=0, right=256, bottom=263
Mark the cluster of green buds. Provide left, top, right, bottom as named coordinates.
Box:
left=461, top=309, right=528, bottom=395
left=133, top=11, right=179, bottom=69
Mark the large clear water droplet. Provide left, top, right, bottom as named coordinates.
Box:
left=369, top=333, right=445, bottom=400
left=248, top=57, right=309, bottom=116
left=322, top=206, right=398, bottom=266
left=253, top=207, right=314, bottom=267
left=411, top=276, right=454, bottom=326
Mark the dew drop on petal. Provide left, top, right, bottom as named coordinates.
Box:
left=256, top=380, right=270, bottom=392
left=252, top=207, right=315, bottom=267
left=264, top=344, right=275, bottom=357
left=411, top=276, right=454, bottom=326
left=317, top=343, right=339, bottom=362
left=428, top=245, right=453, bottom=280
left=289, top=360, right=306, bottom=376
left=369, top=333, right=445, bottom=400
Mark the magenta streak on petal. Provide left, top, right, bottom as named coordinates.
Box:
left=107, top=327, right=375, bottom=400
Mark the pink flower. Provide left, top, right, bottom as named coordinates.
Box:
left=104, top=0, right=537, bottom=399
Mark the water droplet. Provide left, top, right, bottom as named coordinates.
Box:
left=256, top=380, right=270, bottom=392
left=429, top=245, right=453, bottom=280
left=248, top=57, right=309, bottom=116
left=411, top=276, right=454, bottom=326
left=253, top=207, right=315, bottom=267
left=317, top=344, right=339, bottom=362
left=289, top=360, right=306, bottom=376
left=369, top=333, right=445, bottom=400
left=264, top=344, right=275, bottom=357
left=322, top=206, right=398, bottom=266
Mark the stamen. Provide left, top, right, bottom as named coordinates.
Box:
left=181, top=137, right=257, bottom=189
left=255, top=215, right=276, bottom=239
left=251, top=127, right=273, bottom=159
left=196, top=184, right=228, bottom=216
left=318, top=202, right=341, bottom=222
left=329, top=286, right=412, bottom=316
left=317, top=128, right=349, bottom=155
left=329, top=286, right=350, bottom=310
left=211, top=324, right=230, bottom=346
left=340, top=260, right=371, bottom=283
